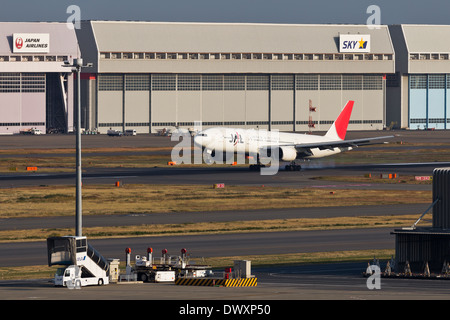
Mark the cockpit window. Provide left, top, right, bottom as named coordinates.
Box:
left=197, top=133, right=208, bottom=137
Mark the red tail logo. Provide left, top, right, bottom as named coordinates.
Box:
left=334, top=100, right=354, bottom=140
left=15, top=37, right=23, bottom=49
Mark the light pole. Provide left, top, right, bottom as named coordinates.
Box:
left=63, top=58, right=93, bottom=237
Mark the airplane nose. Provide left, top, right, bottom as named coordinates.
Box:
left=193, top=134, right=204, bottom=147
left=194, top=131, right=211, bottom=148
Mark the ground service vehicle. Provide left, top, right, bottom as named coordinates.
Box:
left=123, top=248, right=211, bottom=283
left=107, top=129, right=123, bottom=136
left=47, top=236, right=110, bottom=287
left=125, top=129, right=136, bottom=136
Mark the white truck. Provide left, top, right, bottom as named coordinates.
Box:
left=47, top=236, right=110, bottom=287
left=31, top=128, right=43, bottom=135
left=124, top=129, right=136, bottom=136
left=54, top=265, right=108, bottom=288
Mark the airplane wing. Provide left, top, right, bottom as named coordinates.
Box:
left=287, top=135, right=394, bottom=151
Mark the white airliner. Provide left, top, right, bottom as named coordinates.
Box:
left=193, top=100, right=393, bottom=171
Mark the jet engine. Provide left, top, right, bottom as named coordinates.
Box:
left=263, top=146, right=297, bottom=161
left=278, top=146, right=297, bottom=161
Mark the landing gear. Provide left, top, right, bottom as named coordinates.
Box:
left=285, top=163, right=301, bottom=171
left=248, top=154, right=267, bottom=171
left=249, top=164, right=266, bottom=171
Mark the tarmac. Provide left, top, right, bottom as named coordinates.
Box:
left=1, top=130, right=450, bottom=302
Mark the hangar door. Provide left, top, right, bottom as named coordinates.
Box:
left=409, top=74, right=449, bottom=130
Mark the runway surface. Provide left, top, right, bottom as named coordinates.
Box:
left=3, top=261, right=450, bottom=301
left=0, top=131, right=449, bottom=300
left=0, top=228, right=396, bottom=268
left=0, top=203, right=429, bottom=231
left=0, top=162, right=444, bottom=190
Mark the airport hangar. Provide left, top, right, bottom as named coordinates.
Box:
left=0, top=22, right=80, bottom=135
left=388, top=25, right=450, bottom=130
left=73, top=21, right=395, bottom=134
left=2, top=21, right=449, bottom=135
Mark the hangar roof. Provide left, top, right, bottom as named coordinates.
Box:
left=88, top=20, right=394, bottom=54
left=75, top=21, right=396, bottom=74
left=401, top=24, right=450, bottom=53
left=0, top=22, right=79, bottom=56
left=0, top=22, right=80, bottom=72
left=389, top=24, right=450, bottom=74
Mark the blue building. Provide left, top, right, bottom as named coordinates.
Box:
left=389, top=25, right=450, bottom=130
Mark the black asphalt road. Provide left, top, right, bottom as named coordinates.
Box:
left=0, top=162, right=444, bottom=189
left=0, top=228, right=395, bottom=268
left=0, top=203, right=429, bottom=231
left=0, top=133, right=178, bottom=150
left=4, top=262, right=450, bottom=301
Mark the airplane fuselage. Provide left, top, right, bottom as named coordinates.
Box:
left=194, top=127, right=350, bottom=161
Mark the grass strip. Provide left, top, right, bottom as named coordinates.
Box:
left=0, top=214, right=431, bottom=243
left=0, top=184, right=431, bottom=219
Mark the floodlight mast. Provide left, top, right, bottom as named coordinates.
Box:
left=62, top=58, right=93, bottom=237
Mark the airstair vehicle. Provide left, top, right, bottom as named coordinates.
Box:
left=47, top=236, right=110, bottom=287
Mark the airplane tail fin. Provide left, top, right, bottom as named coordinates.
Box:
left=325, top=100, right=354, bottom=140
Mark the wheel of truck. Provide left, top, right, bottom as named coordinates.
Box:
left=98, top=278, right=104, bottom=286
left=139, top=273, right=148, bottom=282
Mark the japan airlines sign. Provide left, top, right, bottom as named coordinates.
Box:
left=13, top=33, right=50, bottom=53
left=339, top=34, right=370, bottom=53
